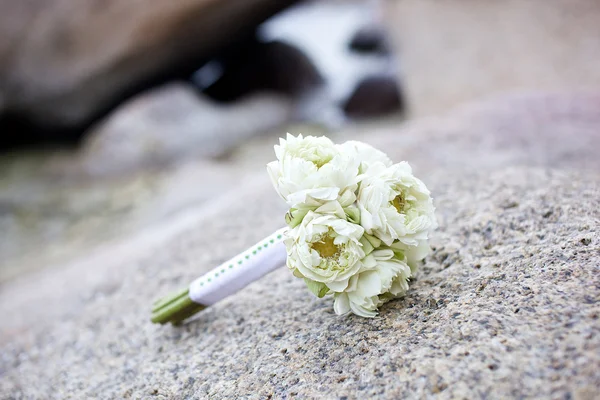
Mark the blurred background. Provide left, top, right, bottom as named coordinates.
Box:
left=1, top=0, right=599, bottom=282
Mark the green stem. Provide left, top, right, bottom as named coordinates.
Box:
left=152, top=287, right=189, bottom=313
left=151, top=288, right=206, bottom=325
left=169, top=301, right=206, bottom=326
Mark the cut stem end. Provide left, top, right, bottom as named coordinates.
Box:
left=151, top=288, right=206, bottom=325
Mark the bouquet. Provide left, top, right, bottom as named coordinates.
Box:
left=151, top=134, right=436, bottom=324
left=267, top=134, right=437, bottom=317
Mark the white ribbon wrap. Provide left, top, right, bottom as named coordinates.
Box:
left=189, top=228, right=288, bottom=306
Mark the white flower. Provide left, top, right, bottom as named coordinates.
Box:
left=357, top=162, right=437, bottom=246
left=333, top=249, right=412, bottom=318
left=338, top=140, right=392, bottom=173
left=285, top=207, right=365, bottom=290
left=267, top=134, right=360, bottom=211
left=391, top=239, right=431, bottom=273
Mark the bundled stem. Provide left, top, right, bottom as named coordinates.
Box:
left=151, top=288, right=205, bottom=325
left=151, top=228, right=287, bottom=326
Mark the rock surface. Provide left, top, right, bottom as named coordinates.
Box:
left=1, top=92, right=599, bottom=398
left=0, top=0, right=297, bottom=136
left=73, top=83, right=293, bottom=177
left=384, top=0, right=600, bottom=117
left=0, top=82, right=293, bottom=279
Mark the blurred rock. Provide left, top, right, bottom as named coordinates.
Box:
left=260, top=1, right=398, bottom=125
left=363, top=90, right=600, bottom=173
left=202, top=39, right=323, bottom=102
left=68, top=83, right=292, bottom=177
left=342, top=74, right=403, bottom=118
left=348, top=25, right=390, bottom=55
left=0, top=0, right=298, bottom=143
left=384, top=0, right=600, bottom=117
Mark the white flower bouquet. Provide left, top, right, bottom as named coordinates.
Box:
left=268, top=134, right=437, bottom=317
left=151, top=134, right=436, bottom=324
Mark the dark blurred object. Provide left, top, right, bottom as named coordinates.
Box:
left=348, top=26, right=390, bottom=55
left=0, top=0, right=299, bottom=148
left=343, top=75, right=403, bottom=118
left=202, top=38, right=322, bottom=102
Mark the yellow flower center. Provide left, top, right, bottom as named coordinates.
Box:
left=312, top=235, right=341, bottom=259
left=391, top=192, right=406, bottom=213
left=312, top=156, right=332, bottom=169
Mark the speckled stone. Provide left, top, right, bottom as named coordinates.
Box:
left=1, top=92, right=599, bottom=399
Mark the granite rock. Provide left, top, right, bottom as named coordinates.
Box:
left=0, top=92, right=599, bottom=399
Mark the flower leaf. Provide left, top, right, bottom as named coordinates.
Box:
left=286, top=209, right=307, bottom=228
left=345, top=205, right=361, bottom=224
left=304, top=278, right=329, bottom=298
left=359, top=236, right=375, bottom=256
left=363, top=233, right=382, bottom=249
